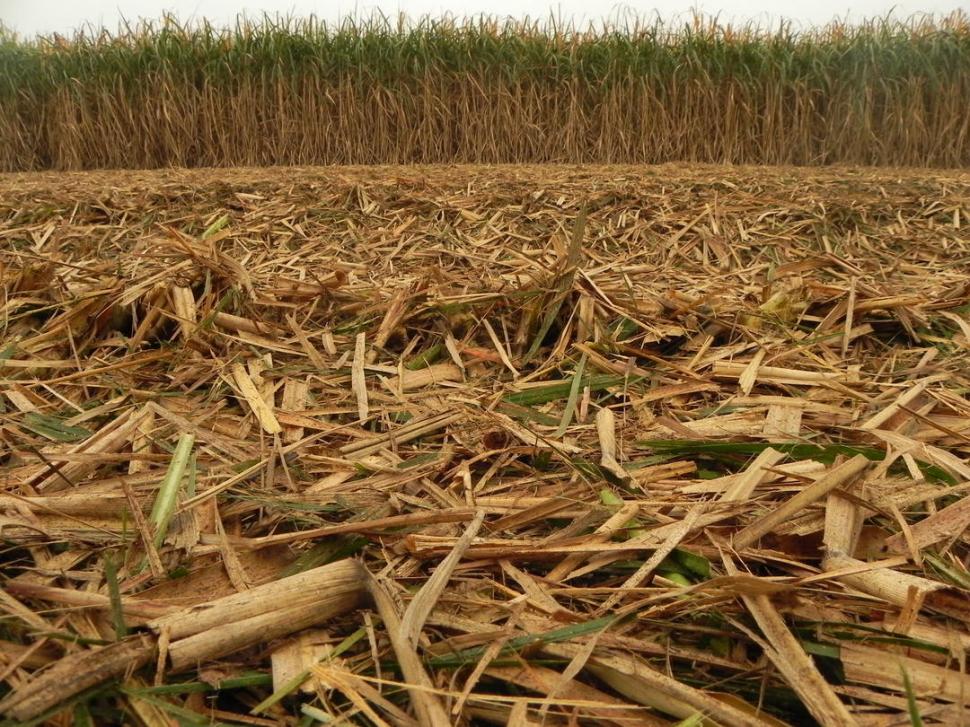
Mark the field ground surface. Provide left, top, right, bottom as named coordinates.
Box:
left=1, top=164, right=969, bottom=725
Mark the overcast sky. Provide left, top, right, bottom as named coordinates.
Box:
left=2, top=0, right=966, bottom=37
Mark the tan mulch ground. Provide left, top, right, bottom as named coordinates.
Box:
left=1, top=165, right=969, bottom=725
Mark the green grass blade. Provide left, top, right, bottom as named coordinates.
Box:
left=149, top=433, right=195, bottom=547
left=554, top=352, right=587, bottom=437
left=251, top=627, right=367, bottom=714
left=637, top=439, right=956, bottom=484
left=900, top=665, right=924, bottom=727
left=427, top=615, right=617, bottom=668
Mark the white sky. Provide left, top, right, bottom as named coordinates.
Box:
left=1, top=0, right=966, bottom=37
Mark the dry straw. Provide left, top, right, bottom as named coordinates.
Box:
left=0, top=164, right=968, bottom=723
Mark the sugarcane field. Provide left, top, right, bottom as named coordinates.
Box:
left=1, top=12, right=970, bottom=727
